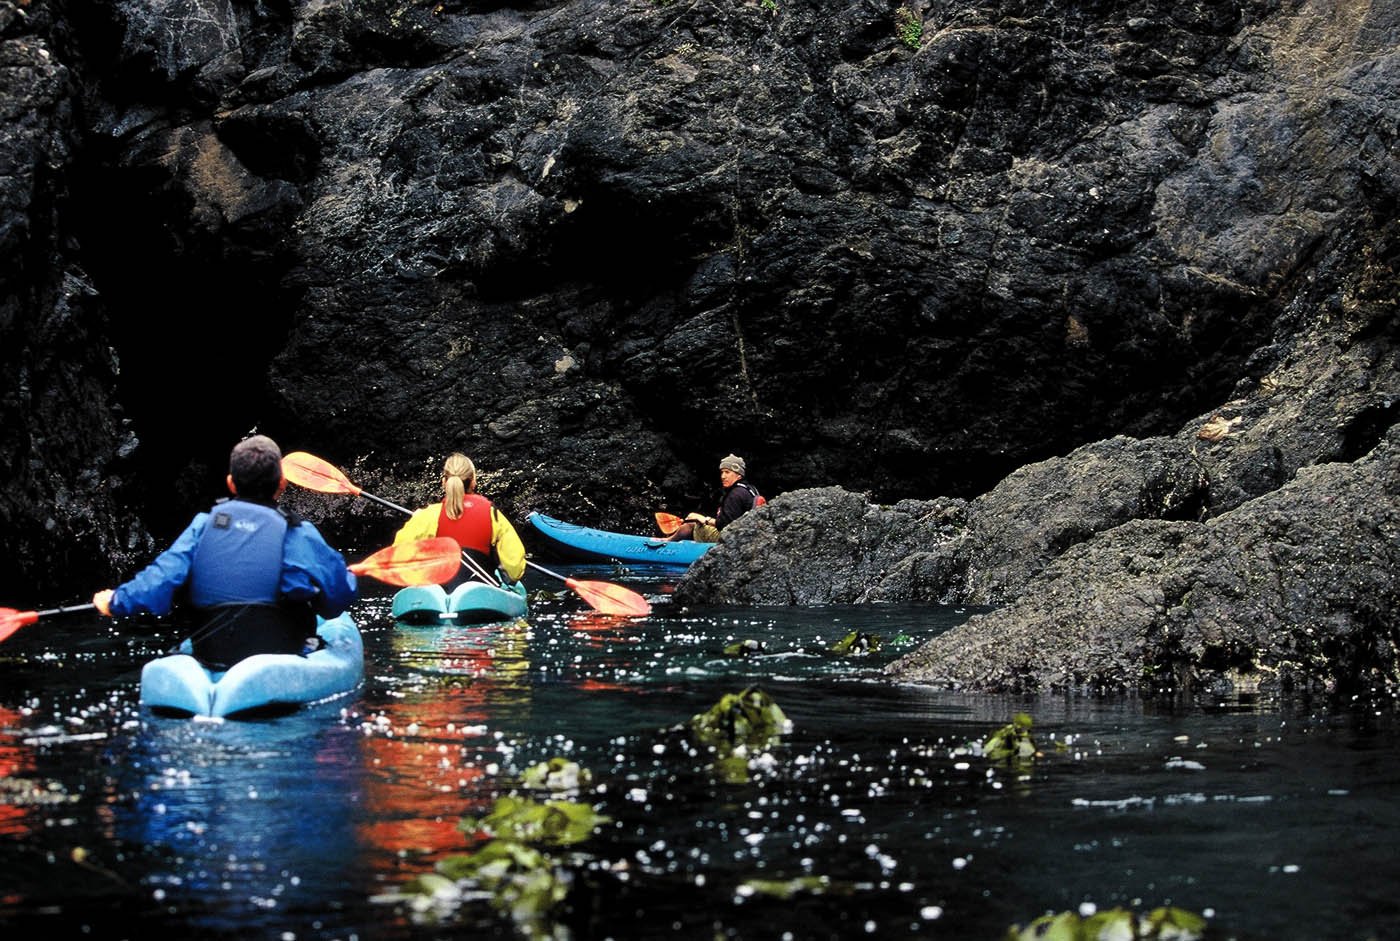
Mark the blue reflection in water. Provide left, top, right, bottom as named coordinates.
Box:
left=1, top=565, right=1399, bottom=941
left=119, top=711, right=365, bottom=935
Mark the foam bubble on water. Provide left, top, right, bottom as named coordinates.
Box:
left=1072, top=795, right=1155, bottom=810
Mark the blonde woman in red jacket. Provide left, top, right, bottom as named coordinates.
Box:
left=394, top=453, right=526, bottom=587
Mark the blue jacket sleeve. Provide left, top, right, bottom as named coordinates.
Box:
left=109, top=515, right=208, bottom=617
left=281, top=522, right=358, bottom=617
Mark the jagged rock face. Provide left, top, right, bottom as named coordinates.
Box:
left=2, top=0, right=1397, bottom=611
left=883, top=427, right=1400, bottom=701
left=671, top=485, right=969, bottom=605
left=0, top=1, right=152, bottom=602
left=255, top=0, right=1284, bottom=508
left=683, top=217, right=1400, bottom=701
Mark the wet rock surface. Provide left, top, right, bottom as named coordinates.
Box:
left=680, top=247, right=1400, bottom=700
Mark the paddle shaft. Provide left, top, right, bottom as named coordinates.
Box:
left=525, top=560, right=576, bottom=584
left=34, top=603, right=99, bottom=619
left=0, top=602, right=99, bottom=643
left=522, top=561, right=650, bottom=617
left=360, top=490, right=413, bottom=517
left=367, top=493, right=502, bottom=586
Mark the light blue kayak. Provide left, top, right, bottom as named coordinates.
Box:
left=139, top=613, right=363, bottom=718
left=391, top=580, right=528, bottom=625
left=526, top=511, right=711, bottom=566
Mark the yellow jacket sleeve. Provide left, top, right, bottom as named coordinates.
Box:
left=394, top=506, right=440, bottom=544
left=491, top=508, right=527, bottom=582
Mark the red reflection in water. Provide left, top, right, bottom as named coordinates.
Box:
left=565, top=611, right=650, bottom=693
left=0, top=706, right=35, bottom=835
left=568, top=611, right=648, bottom=642
left=355, top=621, right=532, bottom=879
left=0, top=705, right=38, bottom=907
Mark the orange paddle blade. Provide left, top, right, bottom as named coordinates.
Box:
left=282, top=451, right=362, bottom=496
left=563, top=578, right=652, bottom=617
left=654, top=512, right=684, bottom=535
left=524, top=560, right=651, bottom=617
left=350, top=538, right=461, bottom=587
left=0, top=608, right=40, bottom=643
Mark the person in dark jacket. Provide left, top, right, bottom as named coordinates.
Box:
left=660, top=454, right=763, bottom=543
left=92, top=435, right=357, bottom=669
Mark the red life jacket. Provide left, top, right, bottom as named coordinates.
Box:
left=436, top=496, right=496, bottom=584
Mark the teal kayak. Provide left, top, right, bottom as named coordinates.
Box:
left=392, top=580, right=528, bottom=625
left=527, top=511, right=711, bottom=566
left=139, top=613, right=363, bottom=718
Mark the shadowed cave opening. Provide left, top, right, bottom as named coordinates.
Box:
left=72, top=175, right=299, bottom=539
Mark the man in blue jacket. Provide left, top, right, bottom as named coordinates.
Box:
left=92, top=435, right=357, bottom=669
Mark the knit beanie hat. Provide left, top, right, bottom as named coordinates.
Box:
left=719, top=454, right=746, bottom=476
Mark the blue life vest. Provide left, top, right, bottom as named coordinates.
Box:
left=189, top=499, right=287, bottom=606
left=185, top=499, right=315, bottom=670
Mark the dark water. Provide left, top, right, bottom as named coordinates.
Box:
left=2, top=563, right=1399, bottom=940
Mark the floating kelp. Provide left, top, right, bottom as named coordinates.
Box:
left=737, top=875, right=846, bottom=900
left=529, top=588, right=569, bottom=604
left=830, top=631, right=881, bottom=656
left=978, top=712, right=1039, bottom=763
left=438, top=839, right=570, bottom=929
left=687, top=686, right=792, bottom=784
left=689, top=686, right=791, bottom=752
left=386, top=871, right=462, bottom=921
left=70, top=846, right=129, bottom=886
left=723, top=639, right=766, bottom=657
left=381, top=776, right=608, bottom=936
left=1004, top=905, right=1208, bottom=940
left=519, top=757, right=592, bottom=794
left=458, top=794, right=611, bottom=847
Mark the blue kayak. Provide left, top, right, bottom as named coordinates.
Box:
left=527, top=512, right=710, bottom=566
left=392, top=580, right=528, bottom=624
left=139, top=613, right=363, bottom=718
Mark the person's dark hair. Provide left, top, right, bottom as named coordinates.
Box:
left=229, top=435, right=283, bottom=500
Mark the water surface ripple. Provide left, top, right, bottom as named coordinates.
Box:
left=1, top=566, right=1396, bottom=940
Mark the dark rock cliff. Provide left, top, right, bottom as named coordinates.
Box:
left=678, top=216, right=1400, bottom=700
left=2, top=0, right=1396, bottom=705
